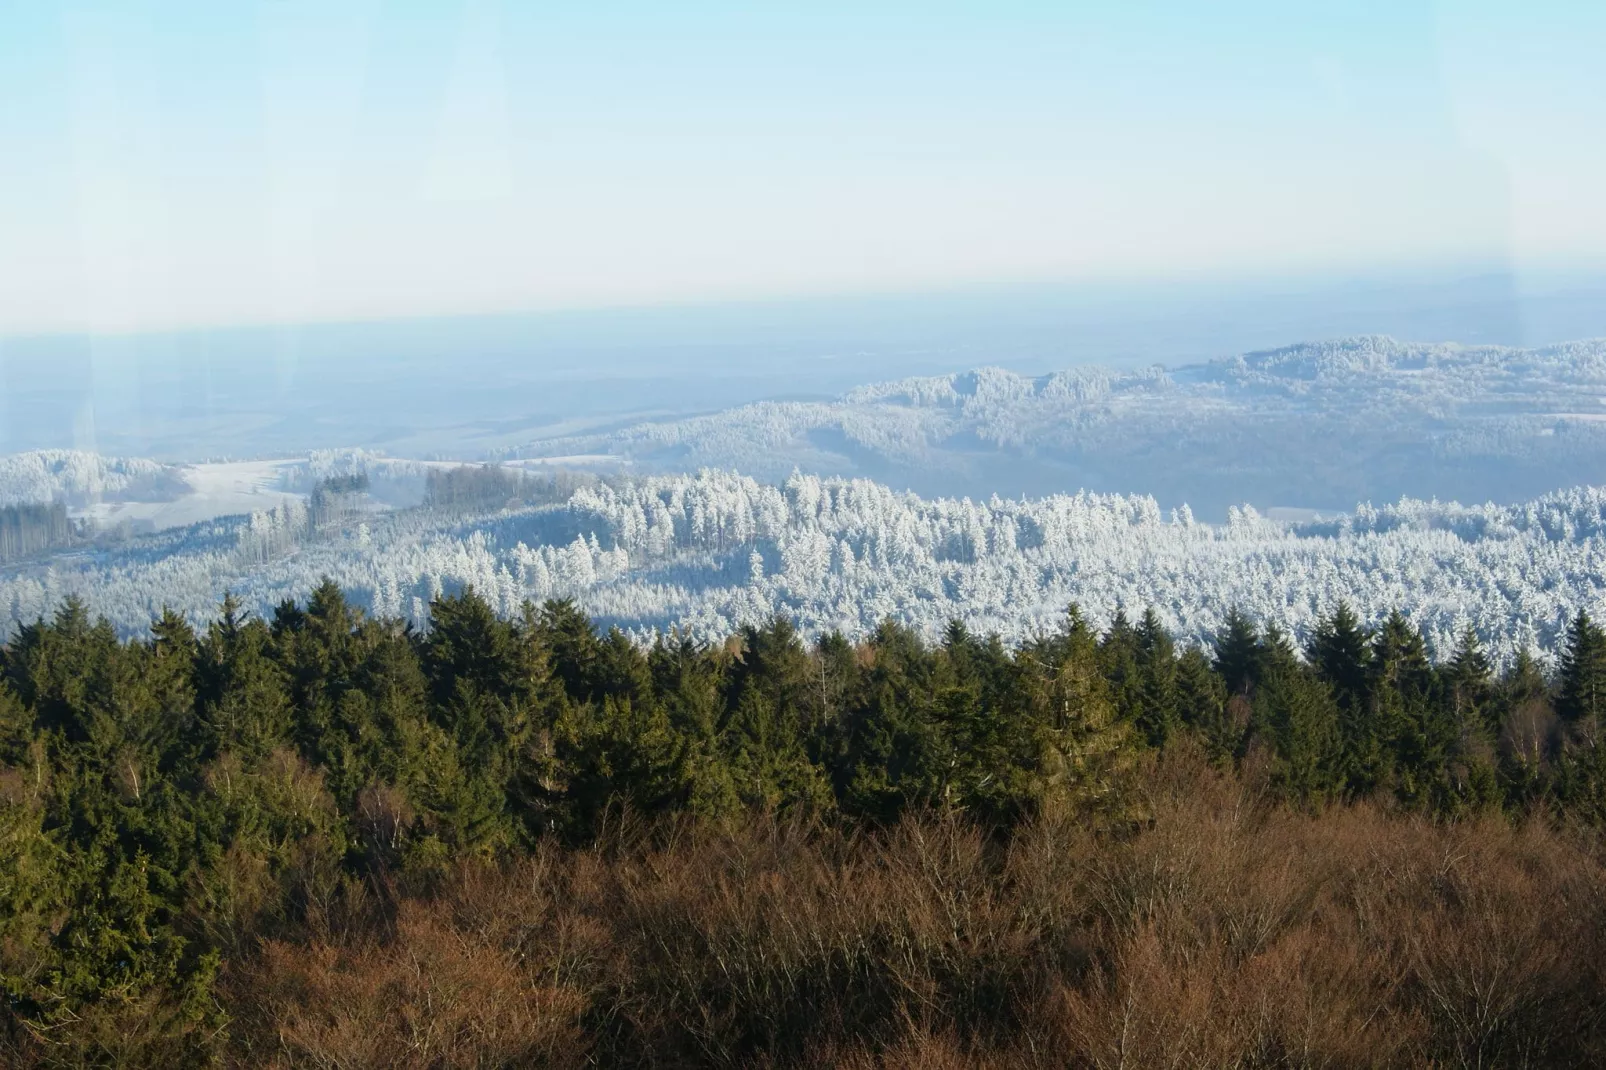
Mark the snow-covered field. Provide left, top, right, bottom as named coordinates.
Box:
left=78, top=459, right=305, bottom=532
left=506, top=454, right=629, bottom=469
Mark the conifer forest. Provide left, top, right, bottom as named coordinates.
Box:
left=4, top=581, right=1606, bottom=1066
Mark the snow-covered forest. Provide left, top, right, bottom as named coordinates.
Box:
left=502, top=335, right=1606, bottom=515
left=3, top=466, right=1603, bottom=669
left=0, top=449, right=178, bottom=507
left=6, top=335, right=1606, bottom=667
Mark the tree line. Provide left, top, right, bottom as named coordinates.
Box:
left=3, top=584, right=1606, bottom=1061
left=0, top=503, right=73, bottom=564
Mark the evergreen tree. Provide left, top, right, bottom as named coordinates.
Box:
left=1446, top=625, right=1493, bottom=738
left=535, top=598, right=604, bottom=706
left=929, top=621, right=1033, bottom=821
left=648, top=632, right=740, bottom=819
left=1308, top=604, right=1386, bottom=793
left=195, top=598, right=292, bottom=762
left=1555, top=610, right=1606, bottom=817
left=1370, top=610, right=1441, bottom=802
left=1100, top=607, right=1144, bottom=727
left=833, top=619, right=941, bottom=822
left=1253, top=660, right=1342, bottom=806
left=560, top=694, right=686, bottom=829
left=1135, top=607, right=1180, bottom=746
left=1494, top=648, right=1558, bottom=801
left=1557, top=610, right=1606, bottom=736
left=1212, top=607, right=1261, bottom=697
left=1176, top=645, right=1236, bottom=760
left=1440, top=626, right=1500, bottom=811
left=1025, top=606, right=1141, bottom=827
left=1307, top=603, right=1372, bottom=711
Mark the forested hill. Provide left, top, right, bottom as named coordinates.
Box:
left=8, top=468, right=1605, bottom=669
left=3, top=584, right=1606, bottom=1063
left=504, top=335, right=1606, bottom=514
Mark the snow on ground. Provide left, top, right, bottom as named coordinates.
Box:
left=78, top=460, right=305, bottom=532
left=506, top=454, right=628, bottom=468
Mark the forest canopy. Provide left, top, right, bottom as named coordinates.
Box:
left=4, top=583, right=1606, bottom=1064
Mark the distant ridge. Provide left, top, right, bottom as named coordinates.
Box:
left=503, top=336, right=1606, bottom=516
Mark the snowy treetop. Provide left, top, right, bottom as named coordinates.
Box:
left=5, top=466, right=1604, bottom=672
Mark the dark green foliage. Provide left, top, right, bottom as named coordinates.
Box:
left=1176, top=645, right=1236, bottom=759
left=1556, top=611, right=1606, bottom=819
left=1447, top=625, right=1494, bottom=738
left=1557, top=610, right=1606, bottom=730
left=1252, top=653, right=1343, bottom=804
left=1212, top=607, right=1261, bottom=696
left=1099, top=608, right=1144, bottom=728
left=1135, top=607, right=1180, bottom=746
left=0, top=587, right=1595, bottom=1062
left=1308, top=603, right=1386, bottom=793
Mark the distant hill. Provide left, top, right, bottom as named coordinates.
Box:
left=503, top=336, right=1606, bottom=518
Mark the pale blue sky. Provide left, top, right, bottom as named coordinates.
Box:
left=1, top=1, right=1602, bottom=334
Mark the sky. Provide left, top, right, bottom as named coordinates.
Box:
left=1, top=1, right=1603, bottom=336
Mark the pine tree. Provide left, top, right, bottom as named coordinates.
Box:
left=1446, top=625, right=1493, bottom=738
left=1135, top=607, right=1180, bottom=747
left=1176, top=645, right=1236, bottom=760
left=1371, top=610, right=1440, bottom=801
left=1253, top=660, right=1341, bottom=806
left=1026, top=606, right=1141, bottom=827
left=1100, top=607, right=1144, bottom=726
left=1557, top=610, right=1606, bottom=736
left=1212, top=607, right=1261, bottom=697
left=833, top=619, right=941, bottom=822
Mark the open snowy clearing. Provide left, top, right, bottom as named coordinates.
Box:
left=506, top=454, right=629, bottom=469
left=77, top=459, right=305, bottom=532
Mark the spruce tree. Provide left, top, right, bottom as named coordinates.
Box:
left=1371, top=610, right=1440, bottom=800
left=1253, top=659, right=1341, bottom=806
left=1438, top=625, right=1500, bottom=811
left=1175, top=645, right=1235, bottom=760
left=1212, top=607, right=1260, bottom=697
left=1446, top=625, right=1493, bottom=737
left=1307, top=603, right=1372, bottom=712
left=1557, top=610, right=1606, bottom=736
left=833, top=619, right=940, bottom=822
left=1100, top=607, right=1144, bottom=726
left=195, top=598, right=292, bottom=762
left=1135, top=607, right=1180, bottom=746
left=1029, top=606, right=1141, bottom=826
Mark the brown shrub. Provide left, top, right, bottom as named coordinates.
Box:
left=218, top=752, right=1606, bottom=1068
left=229, top=895, right=588, bottom=1069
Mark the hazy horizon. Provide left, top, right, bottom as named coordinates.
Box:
left=3, top=264, right=1606, bottom=462
left=4, top=2, right=1603, bottom=336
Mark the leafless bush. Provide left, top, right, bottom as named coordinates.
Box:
left=219, top=755, right=1606, bottom=1068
